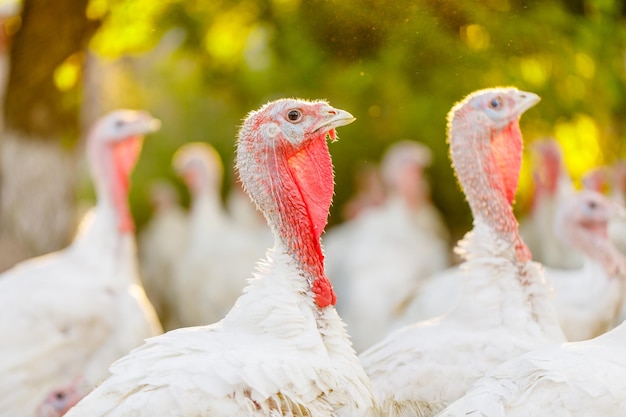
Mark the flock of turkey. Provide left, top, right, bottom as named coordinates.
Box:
left=2, top=87, right=626, bottom=417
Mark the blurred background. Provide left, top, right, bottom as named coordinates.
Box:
left=0, top=0, right=625, bottom=269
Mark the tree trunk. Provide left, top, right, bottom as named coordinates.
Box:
left=0, top=0, right=100, bottom=270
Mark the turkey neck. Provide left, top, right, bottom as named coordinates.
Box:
left=88, top=136, right=141, bottom=235
left=449, top=112, right=530, bottom=265
left=189, top=180, right=228, bottom=231
left=237, top=125, right=336, bottom=309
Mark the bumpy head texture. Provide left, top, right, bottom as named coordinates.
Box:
left=236, top=98, right=355, bottom=308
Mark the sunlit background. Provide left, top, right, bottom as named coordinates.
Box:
left=1, top=0, right=625, bottom=268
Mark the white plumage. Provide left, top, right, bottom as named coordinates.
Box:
left=325, top=140, right=450, bottom=352
left=359, top=87, right=565, bottom=417
left=0, top=110, right=163, bottom=417
left=167, top=142, right=272, bottom=329
left=436, top=320, right=626, bottom=417
left=138, top=179, right=188, bottom=324
left=64, top=99, right=377, bottom=417
left=546, top=189, right=626, bottom=341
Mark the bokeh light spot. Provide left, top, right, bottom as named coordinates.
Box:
left=554, top=114, right=602, bottom=183
left=460, top=24, right=490, bottom=51
left=53, top=54, right=81, bottom=92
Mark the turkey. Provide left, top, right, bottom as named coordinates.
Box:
left=586, top=161, right=626, bottom=329
left=0, top=110, right=163, bottom=417
left=359, top=87, right=565, bottom=417
left=35, top=379, right=91, bottom=417
left=64, top=99, right=377, bottom=417
left=519, top=138, right=581, bottom=269
left=436, top=320, right=626, bottom=416
left=340, top=162, right=386, bottom=221
left=398, top=189, right=626, bottom=342
left=379, top=140, right=449, bottom=242
left=138, top=179, right=188, bottom=324
left=325, top=140, right=450, bottom=352
left=546, top=189, right=626, bottom=341
left=167, top=141, right=271, bottom=329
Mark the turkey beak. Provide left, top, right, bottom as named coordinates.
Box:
left=513, top=91, right=541, bottom=116
left=144, top=117, right=162, bottom=133
left=312, top=107, right=356, bottom=134
left=137, top=111, right=162, bottom=134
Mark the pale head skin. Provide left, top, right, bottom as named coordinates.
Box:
left=447, top=87, right=540, bottom=264
left=35, top=378, right=90, bottom=417
left=236, top=98, right=355, bottom=308
left=172, top=142, right=224, bottom=196
left=555, top=189, right=626, bottom=276
left=380, top=140, right=433, bottom=207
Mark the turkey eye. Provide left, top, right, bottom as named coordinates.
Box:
left=287, top=110, right=301, bottom=122
left=489, top=97, right=502, bottom=109
left=115, top=120, right=126, bottom=128
left=588, top=201, right=597, bottom=210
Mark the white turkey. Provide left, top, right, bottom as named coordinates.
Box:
left=546, top=189, right=626, bottom=341
left=359, top=87, right=565, bottom=417
left=325, top=140, right=450, bottom=352
left=64, top=98, right=377, bottom=417
left=436, top=319, right=626, bottom=416
left=138, top=179, right=188, bottom=324
left=167, top=141, right=271, bottom=329
left=0, top=110, right=163, bottom=417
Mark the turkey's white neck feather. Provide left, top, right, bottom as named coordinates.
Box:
left=221, top=241, right=374, bottom=411
left=451, top=221, right=565, bottom=341
left=69, top=203, right=138, bottom=286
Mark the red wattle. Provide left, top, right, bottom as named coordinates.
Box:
left=111, top=137, right=143, bottom=233
left=491, top=121, right=523, bottom=205
left=288, top=135, right=334, bottom=244
left=312, top=276, right=337, bottom=307
left=287, top=133, right=337, bottom=308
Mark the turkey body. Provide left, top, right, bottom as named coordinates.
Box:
left=436, top=320, right=626, bottom=417
left=138, top=180, right=188, bottom=324
left=360, top=87, right=565, bottom=417
left=0, top=110, right=163, bottom=417
left=64, top=99, right=376, bottom=417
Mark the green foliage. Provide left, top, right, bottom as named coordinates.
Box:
left=89, top=0, right=626, bottom=236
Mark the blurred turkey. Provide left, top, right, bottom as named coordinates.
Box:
left=325, top=140, right=450, bottom=352
left=340, top=162, right=386, bottom=221
left=167, top=142, right=271, bottom=329
left=437, top=318, right=626, bottom=416
left=399, top=189, right=626, bottom=342
left=0, top=110, right=163, bottom=417
left=138, top=179, right=188, bottom=324
left=359, top=87, right=565, bottom=417
left=64, top=99, right=377, bottom=417
left=519, top=138, right=582, bottom=269
left=547, top=189, right=626, bottom=341
left=585, top=162, right=626, bottom=328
